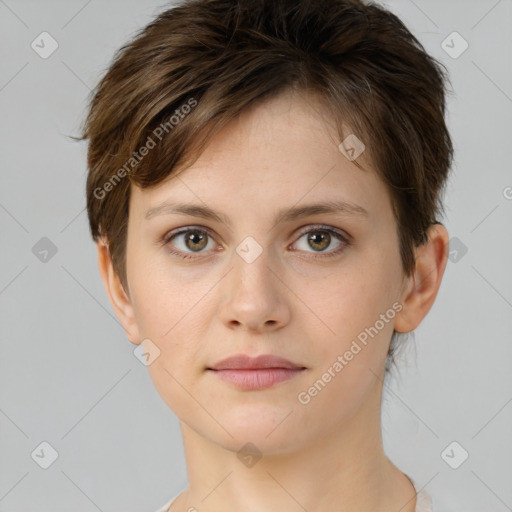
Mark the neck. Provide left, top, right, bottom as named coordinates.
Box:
left=173, top=380, right=417, bottom=512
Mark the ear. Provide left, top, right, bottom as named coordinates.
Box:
left=96, top=239, right=141, bottom=345
left=394, top=223, right=449, bottom=333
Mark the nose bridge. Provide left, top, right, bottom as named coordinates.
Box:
left=231, top=236, right=277, bottom=299
left=218, top=235, right=288, bottom=330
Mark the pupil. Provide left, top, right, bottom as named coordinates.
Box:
left=309, top=232, right=329, bottom=251
left=187, top=232, right=207, bottom=251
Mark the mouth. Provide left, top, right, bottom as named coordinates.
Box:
left=207, top=367, right=306, bottom=390
left=208, top=353, right=305, bottom=371
left=206, top=353, right=307, bottom=390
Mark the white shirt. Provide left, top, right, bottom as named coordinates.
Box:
left=154, top=478, right=434, bottom=511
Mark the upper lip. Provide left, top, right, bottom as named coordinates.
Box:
left=208, top=354, right=306, bottom=370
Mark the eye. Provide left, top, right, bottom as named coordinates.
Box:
left=162, top=227, right=218, bottom=260
left=292, top=225, right=350, bottom=259
left=161, top=225, right=351, bottom=261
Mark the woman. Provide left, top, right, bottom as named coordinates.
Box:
left=80, top=0, right=454, bottom=510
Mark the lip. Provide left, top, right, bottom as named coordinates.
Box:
left=207, top=354, right=306, bottom=391
left=208, top=354, right=305, bottom=371
left=209, top=368, right=305, bottom=390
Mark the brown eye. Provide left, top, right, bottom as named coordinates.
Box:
left=164, top=227, right=216, bottom=259
left=183, top=230, right=208, bottom=251
left=306, top=231, right=331, bottom=251
left=293, top=226, right=350, bottom=259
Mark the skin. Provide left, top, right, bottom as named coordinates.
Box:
left=97, top=89, right=449, bottom=512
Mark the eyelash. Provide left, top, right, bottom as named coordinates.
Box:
left=161, top=225, right=351, bottom=261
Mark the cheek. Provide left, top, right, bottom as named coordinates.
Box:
left=127, top=257, right=211, bottom=378
left=316, top=255, right=399, bottom=364
left=130, top=280, right=170, bottom=339
left=127, top=248, right=204, bottom=340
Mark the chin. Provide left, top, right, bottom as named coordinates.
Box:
left=219, top=413, right=306, bottom=450
left=216, top=430, right=304, bottom=458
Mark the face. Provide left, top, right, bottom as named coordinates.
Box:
left=120, top=90, right=410, bottom=453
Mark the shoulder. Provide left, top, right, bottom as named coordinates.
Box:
left=415, top=488, right=434, bottom=512
left=409, top=477, right=434, bottom=512
left=152, top=494, right=178, bottom=512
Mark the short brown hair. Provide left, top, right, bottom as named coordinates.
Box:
left=79, top=0, right=454, bottom=369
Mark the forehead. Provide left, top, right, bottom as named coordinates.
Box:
left=129, top=90, right=393, bottom=227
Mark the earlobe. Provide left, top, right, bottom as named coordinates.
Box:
left=394, top=223, right=449, bottom=333
left=96, top=239, right=141, bottom=345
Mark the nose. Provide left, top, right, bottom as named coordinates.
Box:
left=217, top=246, right=291, bottom=333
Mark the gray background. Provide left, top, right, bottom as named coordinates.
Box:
left=1, top=0, right=511, bottom=510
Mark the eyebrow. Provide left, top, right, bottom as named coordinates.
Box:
left=144, top=199, right=368, bottom=225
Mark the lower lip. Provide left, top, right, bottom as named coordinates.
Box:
left=208, top=368, right=305, bottom=390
